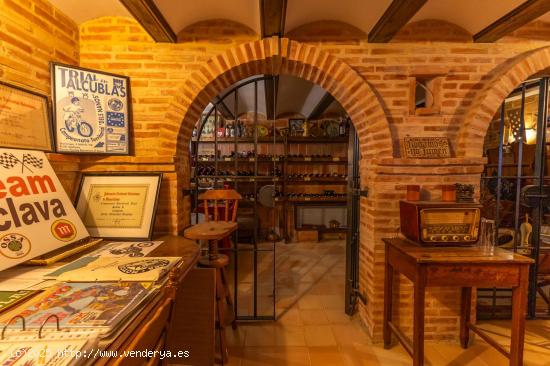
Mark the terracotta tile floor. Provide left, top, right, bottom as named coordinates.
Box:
left=225, top=240, right=550, bottom=365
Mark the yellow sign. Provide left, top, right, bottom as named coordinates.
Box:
left=82, top=184, right=149, bottom=229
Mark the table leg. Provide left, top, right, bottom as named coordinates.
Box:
left=413, top=269, right=426, bottom=366
left=383, top=261, right=393, bottom=348
left=460, top=287, right=472, bottom=349
left=510, top=266, right=529, bottom=366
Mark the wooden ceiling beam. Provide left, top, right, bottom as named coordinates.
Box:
left=474, top=0, right=550, bottom=43
left=260, top=0, right=288, bottom=37
left=368, top=0, right=427, bottom=43
left=119, top=0, right=176, bottom=43
left=264, top=76, right=278, bottom=120
left=308, top=92, right=335, bottom=120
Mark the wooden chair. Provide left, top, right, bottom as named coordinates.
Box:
left=183, top=189, right=241, bottom=364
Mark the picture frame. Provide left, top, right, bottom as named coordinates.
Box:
left=74, top=173, right=163, bottom=240
left=289, top=118, right=305, bottom=136
left=0, top=81, right=54, bottom=151
left=51, top=62, right=132, bottom=155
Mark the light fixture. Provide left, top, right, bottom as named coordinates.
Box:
left=525, top=128, right=537, bottom=144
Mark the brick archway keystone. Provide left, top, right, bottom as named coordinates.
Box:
left=158, top=37, right=393, bottom=160
left=457, top=46, right=550, bottom=157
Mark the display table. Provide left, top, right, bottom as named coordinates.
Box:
left=382, top=238, right=533, bottom=366
left=0, top=235, right=216, bottom=366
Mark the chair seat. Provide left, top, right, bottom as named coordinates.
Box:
left=184, top=221, right=238, bottom=240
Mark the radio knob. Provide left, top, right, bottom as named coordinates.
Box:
left=452, top=235, right=459, bottom=241
left=441, top=235, right=448, bottom=241
left=429, top=236, right=436, bottom=241
left=464, top=235, right=471, bottom=241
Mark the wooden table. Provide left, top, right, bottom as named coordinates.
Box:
left=383, top=238, right=533, bottom=366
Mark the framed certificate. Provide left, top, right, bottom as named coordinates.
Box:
left=51, top=62, right=132, bottom=155
left=75, top=173, right=162, bottom=240
left=0, top=81, right=53, bottom=151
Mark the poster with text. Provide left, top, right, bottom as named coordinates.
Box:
left=75, top=173, right=162, bottom=240
left=0, top=148, right=89, bottom=271
left=52, top=63, right=131, bottom=154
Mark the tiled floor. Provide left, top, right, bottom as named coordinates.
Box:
left=225, top=240, right=550, bottom=365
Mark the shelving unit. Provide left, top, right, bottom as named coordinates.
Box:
left=191, top=127, right=350, bottom=242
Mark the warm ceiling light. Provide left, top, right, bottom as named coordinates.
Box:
left=525, top=128, right=537, bottom=145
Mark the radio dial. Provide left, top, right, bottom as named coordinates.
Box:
left=452, top=235, right=459, bottom=241
left=464, top=235, right=471, bottom=241
left=429, top=236, right=436, bottom=241
left=441, top=235, right=448, bottom=241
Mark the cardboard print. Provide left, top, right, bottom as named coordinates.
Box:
left=52, top=63, right=131, bottom=154
left=0, top=148, right=89, bottom=271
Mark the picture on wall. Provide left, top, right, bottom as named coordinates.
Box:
left=0, top=81, right=53, bottom=151
left=75, top=173, right=162, bottom=240
left=51, top=63, right=131, bottom=155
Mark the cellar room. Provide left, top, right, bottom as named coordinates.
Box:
left=1, top=0, right=550, bottom=366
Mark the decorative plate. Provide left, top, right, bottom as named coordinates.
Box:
left=256, top=125, right=269, bottom=137
left=325, top=121, right=339, bottom=137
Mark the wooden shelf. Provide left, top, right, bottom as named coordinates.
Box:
left=287, top=136, right=348, bottom=143
left=286, top=178, right=347, bottom=185
left=196, top=158, right=283, bottom=163
left=286, top=158, right=347, bottom=164
left=192, top=137, right=284, bottom=143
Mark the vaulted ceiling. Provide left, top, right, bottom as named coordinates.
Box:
left=50, top=0, right=550, bottom=42
left=47, top=0, right=550, bottom=118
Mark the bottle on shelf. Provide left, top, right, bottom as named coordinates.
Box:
left=339, top=117, right=346, bottom=137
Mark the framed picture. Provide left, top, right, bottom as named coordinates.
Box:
left=75, top=173, right=163, bottom=240
left=51, top=62, right=132, bottom=155
left=289, top=118, right=305, bottom=136
left=0, top=81, right=53, bottom=151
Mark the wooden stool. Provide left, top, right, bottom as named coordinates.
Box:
left=184, top=190, right=241, bottom=364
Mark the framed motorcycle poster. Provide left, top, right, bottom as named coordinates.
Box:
left=51, top=62, right=131, bottom=155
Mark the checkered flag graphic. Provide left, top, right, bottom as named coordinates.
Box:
left=0, top=153, right=20, bottom=170
left=23, top=154, right=43, bottom=169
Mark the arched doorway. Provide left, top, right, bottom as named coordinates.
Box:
left=161, top=37, right=392, bottom=323
left=457, top=47, right=550, bottom=319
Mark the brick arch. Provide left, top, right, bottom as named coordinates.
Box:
left=456, top=46, right=550, bottom=157
left=158, top=36, right=393, bottom=160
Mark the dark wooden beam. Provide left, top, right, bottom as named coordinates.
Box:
left=474, top=0, right=550, bottom=43
left=212, top=96, right=235, bottom=120
left=119, top=0, right=176, bottom=43
left=308, top=92, right=335, bottom=120
left=368, top=0, right=427, bottom=43
left=260, top=0, right=288, bottom=37
left=264, top=76, right=278, bottom=120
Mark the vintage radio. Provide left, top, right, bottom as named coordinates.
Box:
left=400, top=200, right=481, bottom=246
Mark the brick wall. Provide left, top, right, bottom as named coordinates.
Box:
left=0, top=0, right=80, bottom=197
left=3, top=2, right=550, bottom=342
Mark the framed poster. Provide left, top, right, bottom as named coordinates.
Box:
left=289, top=118, right=305, bottom=136
left=0, top=81, right=53, bottom=151
left=51, top=62, right=131, bottom=155
left=0, top=148, right=89, bottom=271
left=75, top=173, right=162, bottom=240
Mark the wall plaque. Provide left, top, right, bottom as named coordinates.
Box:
left=403, top=137, right=451, bottom=158
left=0, top=81, right=53, bottom=151
left=75, top=173, right=162, bottom=240
left=51, top=63, right=131, bottom=155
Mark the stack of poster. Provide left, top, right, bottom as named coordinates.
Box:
left=0, top=148, right=90, bottom=271
left=0, top=282, right=156, bottom=336
left=46, top=256, right=180, bottom=282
